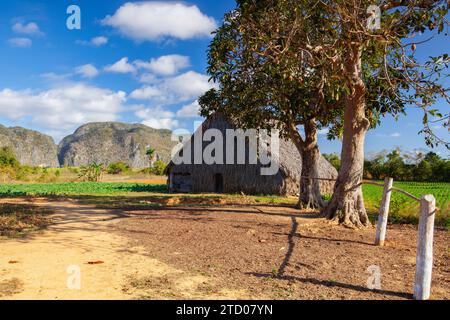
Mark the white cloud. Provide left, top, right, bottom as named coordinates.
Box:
left=8, top=37, right=32, bottom=48
left=104, top=57, right=136, bottom=74
left=139, top=73, right=158, bottom=84
left=177, top=100, right=200, bottom=118
left=135, top=55, right=190, bottom=76
left=77, top=36, right=109, bottom=47
left=131, top=71, right=216, bottom=104
left=40, top=73, right=72, bottom=82
left=102, top=2, right=217, bottom=41
left=130, top=86, right=162, bottom=100
left=135, top=106, right=179, bottom=130
left=75, top=64, right=99, bottom=78
left=12, top=22, right=43, bottom=36
left=91, top=36, right=108, bottom=46
left=376, top=132, right=402, bottom=138
left=0, top=84, right=126, bottom=141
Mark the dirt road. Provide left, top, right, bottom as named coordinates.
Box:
left=0, top=199, right=249, bottom=300
left=1, top=198, right=448, bottom=300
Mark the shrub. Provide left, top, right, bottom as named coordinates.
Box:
left=0, top=146, right=20, bottom=169
left=140, top=160, right=167, bottom=176
left=107, top=162, right=130, bottom=175
left=78, top=162, right=104, bottom=182
left=152, top=160, right=167, bottom=176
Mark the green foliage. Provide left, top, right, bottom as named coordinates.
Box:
left=363, top=151, right=449, bottom=182
left=322, top=153, right=341, bottom=171
left=0, top=182, right=167, bottom=196
left=107, top=162, right=130, bottom=175
left=203, top=0, right=449, bottom=149
left=140, top=160, right=167, bottom=176
left=78, top=162, right=104, bottom=182
left=152, top=160, right=166, bottom=176
left=146, top=147, right=155, bottom=159
left=0, top=146, right=20, bottom=169
left=363, top=181, right=449, bottom=228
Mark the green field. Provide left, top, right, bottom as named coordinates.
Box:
left=363, top=181, right=449, bottom=227
left=0, top=182, right=167, bottom=196
left=0, top=181, right=448, bottom=227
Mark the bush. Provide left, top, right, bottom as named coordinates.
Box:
left=152, top=160, right=167, bottom=176
left=0, top=146, right=20, bottom=169
left=140, top=160, right=167, bottom=176
left=78, top=162, right=104, bottom=182
left=107, top=162, right=130, bottom=175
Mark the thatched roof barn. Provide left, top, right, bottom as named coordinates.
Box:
left=165, top=114, right=337, bottom=195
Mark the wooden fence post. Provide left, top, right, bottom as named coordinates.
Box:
left=414, top=195, right=436, bottom=300
left=375, top=177, right=393, bottom=246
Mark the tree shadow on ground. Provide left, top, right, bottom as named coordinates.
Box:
left=248, top=272, right=412, bottom=299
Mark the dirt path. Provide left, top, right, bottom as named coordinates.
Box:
left=0, top=199, right=258, bottom=300
left=2, top=199, right=448, bottom=300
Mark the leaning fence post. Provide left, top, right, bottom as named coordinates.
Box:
left=375, top=177, right=393, bottom=246
left=414, top=194, right=436, bottom=300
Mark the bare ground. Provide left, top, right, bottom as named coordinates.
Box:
left=0, top=198, right=448, bottom=300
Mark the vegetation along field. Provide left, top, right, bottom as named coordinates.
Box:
left=0, top=180, right=447, bottom=228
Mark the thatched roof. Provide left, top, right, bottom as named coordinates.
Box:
left=166, top=113, right=337, bottom=181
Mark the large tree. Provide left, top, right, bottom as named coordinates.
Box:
left=200, top=4, right=342, bottom=209
left=211, top=0, right=449, bottom=227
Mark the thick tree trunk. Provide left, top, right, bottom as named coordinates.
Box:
left=287, top=119, right=325, bottom=210
left=322, top=47, right=371, bottom=228
left=299, top=119, right=325, bottom=209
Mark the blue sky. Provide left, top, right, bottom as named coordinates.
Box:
left=0, top=0, right=448, bottom=159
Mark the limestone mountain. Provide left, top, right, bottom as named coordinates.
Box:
left=58, top=122, right=177, bottom=168
left=0, top=125, right=59, bottom=167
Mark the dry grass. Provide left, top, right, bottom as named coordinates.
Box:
left=0, top=203, right=52, bottom=238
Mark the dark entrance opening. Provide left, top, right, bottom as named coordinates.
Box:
left=214, top=173, right=224, bottom=193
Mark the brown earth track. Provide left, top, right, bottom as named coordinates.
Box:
left=114, top=205, right=449, bottom=300
left=0, top=198, right=448, bottom=300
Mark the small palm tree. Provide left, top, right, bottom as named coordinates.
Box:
left=146, top=147, right=156, bottom=168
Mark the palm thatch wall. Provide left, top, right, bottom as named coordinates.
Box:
left=166, top=114, right=337, bottom=196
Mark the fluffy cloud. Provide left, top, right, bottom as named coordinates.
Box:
left=8, top=38, right=32, bottom=48
left=12, top=22, right=43, bottom=36
left=104, top=57, right=136, bottom=74
left=0, top=84, right=126, bottom=141
left=129, top=86, right=162, bottom=100
left=177, top=101, right=200, bottom=118
left=77, top=36, right=108, bottom=47
left=131, top=71, right=216, bottom=104
left=135, top=106, right=179, bottom=130
left=75, top=64, right=99, bottom=78
left=135, top=55, right=190, bottom=76
left=102, top=2, right=217, bottom=41
left=91, top=36, right=108, bottom=46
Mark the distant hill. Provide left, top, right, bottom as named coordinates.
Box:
left=0, top=125, right=59, bottom=167
left=58, top=122, right=177, bottom=168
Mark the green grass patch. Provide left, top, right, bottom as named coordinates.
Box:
left=363, top=181, right=449, bottom=227
left=0, top=182, right=167, bottom=197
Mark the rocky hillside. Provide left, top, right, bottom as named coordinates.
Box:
left=0, top=125, right=59, bottom=167
left=58, top=122, right=177, bottom=168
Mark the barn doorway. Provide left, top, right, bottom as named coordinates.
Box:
left=214, top=173, right=224, bottom=193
